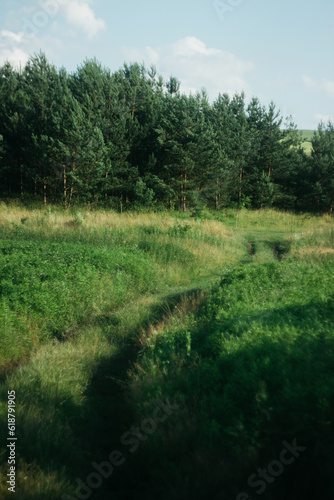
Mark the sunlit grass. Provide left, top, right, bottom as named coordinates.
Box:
left=0, top=204, right=333, bottom=499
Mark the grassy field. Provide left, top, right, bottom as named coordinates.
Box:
left=0, top=205, right=333, bottom=499
left=299, top=129, right=314, bottom=155
left=299, top=130, right=315, bottom=141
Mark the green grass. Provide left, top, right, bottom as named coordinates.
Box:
left=0, top=233, right=160, bottom=363
left=130, top=259, right=334, bottom=499
left=0, top=205, right=333, bottom=499
left=301, top=140, right=313, bottom=155
left=0, top=205, right=244, bottom=499
left=299, top=129, right=315, bottom=141
left=0, top=207, right=245, bottom=366
left=299, top=129, right=314, bottom=155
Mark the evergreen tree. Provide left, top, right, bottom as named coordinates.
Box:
left=310, top=122, right=334, bottom=213
left=0, top=53, right=330, bottom=212
left=156, top=89, right=210, bottom=211
left=209, top=93, right=238, bottom=208
left=226, top=92, right=253, bottom=206
left=47, top=67, right=84, bottom=206
left=23, top=52, right=59, bottom=204
left=272, top=117, right=306, bottom=209
left=0, top=62, right=29, bottom=198
left=68, top=59, right=112, bottom=204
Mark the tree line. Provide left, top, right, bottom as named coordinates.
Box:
left=1, top=52, right=333, bottom=212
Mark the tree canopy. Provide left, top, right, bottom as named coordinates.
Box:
left=0, top=52, right=333, bottom=212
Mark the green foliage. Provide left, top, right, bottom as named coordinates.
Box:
left=0, top=227, right=163, bottom=361
left=310, top=122, right=334, bottom=212
left=0, top=209, right=333, bottom=498
left=145, top=324, right=193, bottom=367
left=0, top=207, right=244, bottom=498
left=133, top=178, right=156, bottom=208
left=0, top=54, right=331, bottom=213
left=131, top=244, right=334, bottom=497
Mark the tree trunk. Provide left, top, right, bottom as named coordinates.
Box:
left=131, top=86, right=137, bottom=120
left=69, top=186, right=73, bottom=207
left=215, top=179, right=220, bottom=210
left=68, top=156, right=76, bottom=208
left=20, top=168, right=23, bottom=201
left=182, top=163, right=187, bottom=212
left=239, top=168, right=243, bottom=204
left=43, top=178, right=47, bottom=205
left=63, top=165, right=67, bottom=208
left=181, top=193, right=186, bottom=212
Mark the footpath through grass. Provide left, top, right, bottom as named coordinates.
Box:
left=0, top=206, right=243, bottom=367
left=125, top=212, right=334, bottom=500
left=0, top=205, right=244, bottom=498
left=0, top=206, right=333, bottom=499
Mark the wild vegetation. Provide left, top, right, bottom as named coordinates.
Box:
left=0, top=205, right=333, bottom=499
left=1, top=53, right=334, bottom=213
left=1, top=49, right=334, bottom=500
left=300, top=129, right=313, bottom=155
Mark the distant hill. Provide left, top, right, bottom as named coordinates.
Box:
left=299, top=129, right=314, bottom=155
left=300, top=129, right=315, bottom=141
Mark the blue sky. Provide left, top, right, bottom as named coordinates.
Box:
left=0, top=0, right=333, bottom=129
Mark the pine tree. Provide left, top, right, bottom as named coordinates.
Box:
left=310, top=122, right=334, bottom=213
left=156, top=89, right=208, bottom=211
left=272, top=117, right=306, bottom=209
left=0, top=62, right=29, bottom=198
left=49, top=68, right=88, bottom=206
left=246, top=100, right=298, bottom=208
left=0, top=54, right=328, bottom=212
left=209, top=93, right=235, bottom=208
left=226, top=92, right=253, bottom=206
left=23, top=52, right=58, bottom=204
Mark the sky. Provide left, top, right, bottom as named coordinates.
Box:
left=0, top=0, right=333, bottom=129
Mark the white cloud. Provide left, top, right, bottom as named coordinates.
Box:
left=0, top=46, right=29, bottom=68
left=302, top=75, right=334, bottom=98
left=61, top=0, right=106, bottom=39
left=1, top=30, right=25, bottom=44
left=172, top=36, right=221, bottom=58
left=0, top=0, right=105, bottom=67
left=122, top=36, right=253, bottom=98
left=0, top=25, right=66, bottom=68
left=0, top=30, right=30, bottom=67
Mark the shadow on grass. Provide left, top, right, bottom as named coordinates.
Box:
left=65, top=285, right=209, bottom=499
left=119, top=298, right=334, bottom=500
left=270, top=240, right=292, bottom=261
left=2, top=290, right=334, bottom=499
left=0, top=285, right=207, bottom=499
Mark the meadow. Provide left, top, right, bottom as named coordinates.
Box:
left=300, top=129, right=314, bottom=155
left=0, top=205, right=333, bottom=499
